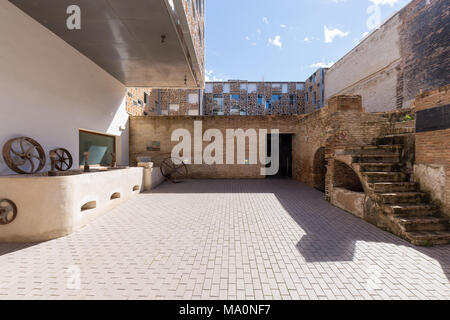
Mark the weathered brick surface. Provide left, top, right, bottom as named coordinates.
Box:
left=130, top=115, right=301, bottom=179
left=0, top=180, right=448, bottom=300
left=412, top=84, right=450, bottom=111
left=415, top=129, right=450, bottom=215
left=130, top=95, right=387, bottom=187
left=398, top=0, right=450, bottom=107
left=414, top=85, right=450, bottom=216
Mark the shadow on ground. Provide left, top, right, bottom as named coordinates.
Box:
left=149, top=179, right=450, bottom=282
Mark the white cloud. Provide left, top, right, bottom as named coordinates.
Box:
left=245, top=36, right=250, bottom=41
left=262, top=17, right=269, bottom=24
left=256, top=28, right=262, bottom=35
left=304, top=37, right=311, bottom=43
left=280, top=24, right=287, bottom=28
left=369, top=0, right=399, bottom=6
left=268, top=35, right=282, bottom=48
left=310, top=62, right=335, bottom=68
left=205, top=70, right=223, bottom=82
left=324, top=26, right=349, bottom=43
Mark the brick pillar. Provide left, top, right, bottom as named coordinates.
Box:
left=326, top=95, right=363, bottom=113
left=413, top=85, right=450, bottom=217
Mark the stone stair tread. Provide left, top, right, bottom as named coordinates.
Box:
left=381, top=134, right=412, bottom=138
left=363, top=171, right=405, bottom=175
left=406, top=231, right=450, bottom=240
left=389, top=203, right=434, bottom=207
left=395, top=216, right=448, bottom=225
left=373, top=182, right=416, bottom=185
left=361, top=163, right=403, bottom=166
left=354, top=154, right=399, bottom=157
left=378, top=192, right=426, bottom=196
left=345, top=145, right=403, bottom=149
left=385, top=204, right=438, bottom=211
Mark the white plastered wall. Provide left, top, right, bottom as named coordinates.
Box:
left=0, top=0, right=129, bottom=175
left=324, top=13, right=402, bottom=112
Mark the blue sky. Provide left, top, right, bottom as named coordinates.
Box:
left=205, top=0, right=411, bottom=82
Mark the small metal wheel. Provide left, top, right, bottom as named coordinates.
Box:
left=51, top=148, right=73, bottom=171
left=0, top=199, right=17, bottom=225
left=2, top=137, right=46, bottom=174
left=160, top=157, right=188, bottom=183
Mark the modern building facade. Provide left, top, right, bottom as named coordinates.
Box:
left=304, top=68, right=327, bottom=113
left=127, top=87, right=203, bottom=116
left=127, top=81, right=306, bottom=116
left=203, top=81, right=305, bottom=116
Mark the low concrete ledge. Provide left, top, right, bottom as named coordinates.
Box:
left=0, top=167, right=145, bottom=243
left=143, top=166, right=165, bottom=191
left=330, top=187, right=365, bottom=219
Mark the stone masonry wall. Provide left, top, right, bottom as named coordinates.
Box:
left=129, top=95, right=387, bottom=188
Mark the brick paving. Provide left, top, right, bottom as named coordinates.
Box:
left=0, top=179, right=449, bottom=300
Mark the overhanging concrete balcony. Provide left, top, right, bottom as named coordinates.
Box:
left=9, top=0, right=205, bottom=88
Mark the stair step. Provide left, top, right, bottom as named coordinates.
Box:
left=363, top=172, right=408, bottom=183
left=353, top=154, right=400, bottom=164
left=377, top=192, right=429, bottom=204
left=343, top=145, right=402, bottom=156
left=395, top=216, right=449, bottom=232
left=383, top=204, right=439, bottom=217
left=359, top=163, right=402, bottom=172
left=405, top=231, right=450, bottom=246
left=375, top=135, right=409, bottom=146
left=387, top=127, right=415, bottom=135
left=369, top=182, right=418, bottom=193
left=392, top=120, right=415, bottom=129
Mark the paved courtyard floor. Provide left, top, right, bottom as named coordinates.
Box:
left=0, top=179, right=449, bottom=300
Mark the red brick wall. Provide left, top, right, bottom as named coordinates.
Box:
left=414, top=85, right=450, bottom=215
left=130, top=95, right=388, bottom=187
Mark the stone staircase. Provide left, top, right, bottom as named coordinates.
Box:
left=344, top=121, right=450, bottom=245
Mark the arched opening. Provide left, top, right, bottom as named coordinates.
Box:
left=313, top=147, right=326, bottom=192
left=333, top=161, right=364, bottom=192
left=110, top=192, right=121, bottom=200
left=81, top=201, right=96, bottom=212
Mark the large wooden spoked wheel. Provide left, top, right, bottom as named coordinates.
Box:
left=0, top=199, right=17, bottom=225
left=51, top=148, right=73, bottom=171
left=160, top=157, right=188, bottom=183
left=2, top=137, right=46, bottom=174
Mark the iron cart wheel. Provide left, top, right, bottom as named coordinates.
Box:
left=0, top=199, right=17, bottom=225
left=51, top=148, right=73, bottom=171
left=2, top=137, right=46, bottom=174
left=160, top=157, right=188, bottom=183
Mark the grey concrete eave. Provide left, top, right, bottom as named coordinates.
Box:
left=9, top=0, right=203, bottom=88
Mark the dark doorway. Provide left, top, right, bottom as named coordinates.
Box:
left=313, top=147, right=326, bottom=192
left=267, top=134, right=293, bottom=178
